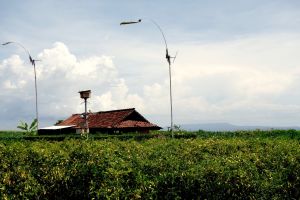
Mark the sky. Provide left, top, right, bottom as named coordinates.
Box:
left=1, top=0, right=300, bottom=129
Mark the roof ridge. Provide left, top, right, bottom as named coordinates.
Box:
left=97, top=108, right=135, bottom=114
left=71, top=108, right=136, bottom=115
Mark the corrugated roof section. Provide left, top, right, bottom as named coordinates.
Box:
left=39, top=125, right=75, bottom=130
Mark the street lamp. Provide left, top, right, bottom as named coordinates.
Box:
left=2, top=41, right=40, bottom=131
left=120, top=19, right=176, bottom=137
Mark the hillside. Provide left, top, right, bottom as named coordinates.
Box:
left=180, top=123, right=300, bottom=131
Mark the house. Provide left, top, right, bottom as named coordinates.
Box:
left=40, top=108, right=161, bottom=134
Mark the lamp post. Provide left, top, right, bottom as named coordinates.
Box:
left=2, top=41, right=39, bottom=131
left=120, top=19, right=176, bottom=137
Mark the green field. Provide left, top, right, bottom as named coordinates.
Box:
left=0, top=130, right=299, bottom=199
left=0, top=131, right=23, bottom=138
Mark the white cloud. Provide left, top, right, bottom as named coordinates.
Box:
left=37, top=42, right=145, bottom=118
left=92, top=79, right=145, bottom=111
left=0, top=55, right=31, bottom=100
left=0, top=42, right=145, bottom=128
left=162, top=35, right=298, bottom=125
left=136, top=33, right=300, bottom=126
left=2, top=33, right=300, bottom=129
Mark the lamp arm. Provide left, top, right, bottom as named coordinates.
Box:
left=149, top=19, right=168, bottom=51
left=5, top=42, right=31, bottom=57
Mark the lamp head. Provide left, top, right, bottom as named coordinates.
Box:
left=120, top=19, right=142, bottom=25
left=2, top=42, right=13, bottom=46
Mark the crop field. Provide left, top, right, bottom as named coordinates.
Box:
left=0, top=130, right=299, bottom=199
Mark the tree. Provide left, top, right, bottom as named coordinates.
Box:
left=17, top=119, right=38, bottom=136
left=173, top=124, right=182, bottom=131
left=54, top=120, right=63, bottom=125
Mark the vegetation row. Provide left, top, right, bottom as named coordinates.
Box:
left=1, top=129, right=300, bottom=141
left=0, top=136, right=299, bottom=199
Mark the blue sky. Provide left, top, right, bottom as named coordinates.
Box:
left=1, top=0, right=300, bottom=129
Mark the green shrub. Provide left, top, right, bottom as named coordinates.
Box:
left=0, top=137, right=299, bottom=199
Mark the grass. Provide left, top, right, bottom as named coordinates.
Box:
left=0, top=131, right=24, bottom=138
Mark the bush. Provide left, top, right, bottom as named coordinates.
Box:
left=0, top=137, right=299, bottom=199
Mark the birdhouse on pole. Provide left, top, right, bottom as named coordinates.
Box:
left=79, top=90, right=91, bottom=99
left=79, top=90, right=91, bottom=135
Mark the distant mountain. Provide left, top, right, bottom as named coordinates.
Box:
left=179, top=123, right=300, bottom=132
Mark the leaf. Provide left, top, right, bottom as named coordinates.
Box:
left=17, top=121, right=27, bottom=131
left=17, top=125, right=27, bottom=131
left=29, top=118, right=38, bottom=131
left=24, top=122, right=28, bottom=131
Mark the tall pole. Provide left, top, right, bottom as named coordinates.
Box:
left=33, top=61, right=38, bottom=131
left=168, top=59, right=174, bottom=136
left=84, top=97, right=88, bottom=135
left=120, top=19, right=175, bottom=137
left=79, top=90, right=91, bottom=138
left=2, top=42, right=39, bottom=131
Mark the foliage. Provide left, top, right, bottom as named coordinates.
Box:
left=0, top=134, right=299, bottom=199
left=0, top=131, right=23, bottom=138
left=17, top=119, right=38, bottom=136
left=2, top=129, right=300, bottom=142
left=194, top=129, right=300, bottom=140
left=54, top=120, right=64, bottom=125
left=173, top=124, right=184, bottom=132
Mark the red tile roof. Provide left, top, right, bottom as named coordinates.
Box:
left=117, top=120, right=159, bottom=128
left=58, top=108, right=161, bottom=130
